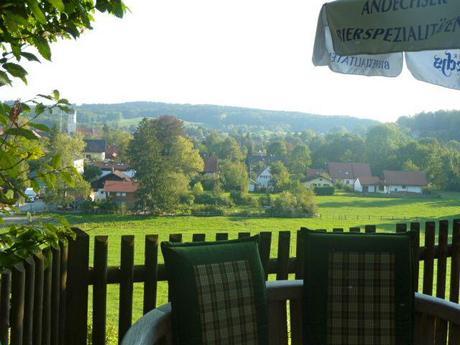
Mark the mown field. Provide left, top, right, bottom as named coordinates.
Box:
left=63, top=192, right=460, bottom=342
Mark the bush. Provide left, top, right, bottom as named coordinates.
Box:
left=191, top=205, right=225, bottom=216
left=180, top=193, right=195, bottom=206
left=266, top=186, right=317, bottom=217
left=258, top=194, right=272, bottom=207
left=194, top=192, right=233, bottom=206
left=314, top=186, right=335, bottom=195
left=230, top=191, right=258, bottom=206
left=199, top=175, right=221, bottom=192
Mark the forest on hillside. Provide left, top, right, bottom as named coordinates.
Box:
left=397, top=110, right=460, bottom=142
left=33, top=101, right=379, bottom=134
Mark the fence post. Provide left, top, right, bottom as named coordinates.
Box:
left=65, top=228, right=89, bottom=345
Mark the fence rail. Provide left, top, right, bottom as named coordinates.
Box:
left=1, top=220, right=460, bottom=345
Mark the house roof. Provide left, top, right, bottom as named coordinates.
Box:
left=203, top=156, right=218, bottom=174
left=93, top=161, right=132, bottom=171
left=306, top=168, right=326, bottom=179
left=306, top=175, right=333, bottom=183
left=357, top=176, right=381, bottom=186
left=327, top=162, right=372, bottom=180
left=383, top=170, right=428, bottom=186
left=104, top=180, right=138, bottom=193
left=84, top=139, right=107, bottom=153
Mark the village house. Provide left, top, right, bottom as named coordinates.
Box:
left=304, top=175, right=334, bottom=189
left=255, top=167, right=272, bottom=190
left=383, top=170, right=428, bottom=194
left=84, top=139, right=107, bottom=161
left=103, top=180, right=139, bottom=208
left=91, top=170, right=132, bottom=201
left=354, top=170, right=428, bottom=194
left=304, top=168, right=333, bottom=188
left=327, top=162, right=372, bottom=185
left=353, top=176, right=383, bottom=193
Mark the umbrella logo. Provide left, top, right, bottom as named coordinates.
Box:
left=433, top=52, right=460, bottom=77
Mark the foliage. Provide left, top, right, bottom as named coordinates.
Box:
left=0, top=219, right=74, bottom=267
left=194, top=191, right=233, bottom=207
left=192, top=182, right=204, bottom=195
left=287, top=144, right=311, bottom=178
left=0, top=0, right=126, bottom=268
left=83, top=164, right=102, bottom=182
left=198, top=174, right=221, bottom=192
left=230, top=191, right=257, bottom=206
left=219, top=160, right=249, bottom=192
left=0, top=97, right=78, bottom=207
left=270, top=161, right=291, bottom=192
left=314, top=186, right=335, bottom=196
left=41, top=131, right=90, bottom=205
left=128, top=116, right=203, bottom=214
left=101, top=125, right=132, bottom=161
left=191, top=205, right=226, bottom=216
left=266, top=184, right=317, bottom=217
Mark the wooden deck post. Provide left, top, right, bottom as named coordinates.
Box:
left=65, top=228, right=89, bottom=345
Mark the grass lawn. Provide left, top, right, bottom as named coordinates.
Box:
left=62, top=191, right=460, bottom=343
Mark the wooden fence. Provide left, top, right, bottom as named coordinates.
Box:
left=0, top=220, right=460, bottom=345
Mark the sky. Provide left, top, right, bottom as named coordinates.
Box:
left=1, top=0, right=460, bottom=123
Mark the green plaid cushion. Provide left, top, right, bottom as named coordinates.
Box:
left=328, top=252, right=396, bottom=345
left=194, top=260, right=258, bottom=345
left=301, top=229, right=414, bottom=345
left=161, top=237, right=268, bottom=345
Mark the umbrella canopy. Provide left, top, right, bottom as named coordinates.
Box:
left=313, top=0, right=460, bottom=89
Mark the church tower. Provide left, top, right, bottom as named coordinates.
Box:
left=67, top=110, right=77, bottom=135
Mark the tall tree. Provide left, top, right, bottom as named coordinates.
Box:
left=270, top=161, right=291, bottom=192
left=128, top=117, right=203, bottom=213
left=287, top=144, right=311, bottom=178
left=219, top=161, right=249, bottom=192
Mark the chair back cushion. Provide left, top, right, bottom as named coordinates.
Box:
left=161, top=236, right=268, bottom=345
left=300, top=229, right=414, bottom=345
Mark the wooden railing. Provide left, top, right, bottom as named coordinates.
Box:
left=0, top=220, right=459, bottom=345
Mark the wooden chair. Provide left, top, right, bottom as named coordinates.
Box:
left=121, top=280, right=460, bottom=345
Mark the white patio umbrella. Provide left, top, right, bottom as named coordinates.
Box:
left=313, top=0, right=460, bottom=89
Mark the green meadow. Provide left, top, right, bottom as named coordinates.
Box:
left=64, top=192, right=460, bottom=343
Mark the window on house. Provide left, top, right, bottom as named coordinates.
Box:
left=116, top=192, right=121, bottom=196
left=402, top=185, right=406, bottom=189
left=121, top=192, right=126, bottom=197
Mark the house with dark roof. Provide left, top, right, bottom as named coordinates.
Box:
left=354, top=170, right=428, bottom=194
left=104, top=180, right=139, bottom=208
left=84, top=139, right=107, bottom=161
left=327, top=162, right=372, bottom=185
left=91, top=170, right=131, bottom=201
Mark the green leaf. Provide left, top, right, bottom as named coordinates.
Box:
left=34, top=103, right=45, bottom=115
left=0, top=71, right=12, bottom=86
left=26, top=0, right=47, bottom=24
left=32, top=37, right=51, bottom=61
left=28, top=122, right=49, bottom=131
left=5, top=190, right=14, bottom=200
left=3, top=63, right=28, bottom=82
left=4, top=128, right=39, bottom=140
left=11, top=45, right=21, bottom=60
left=52, top=89, right=60, bottom=100
left=47, top=0, right=65, bottom=11
left=20, top=52, right=40, bottom=62
left=51, top=153, right=62, bottom=168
